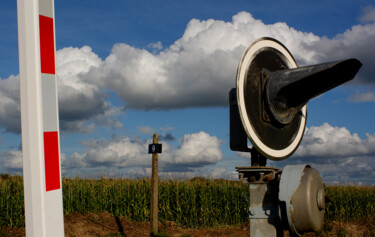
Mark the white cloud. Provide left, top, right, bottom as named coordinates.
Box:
left=1, top=122, right=374, bottom=183
left=56, top=46, right=113, bottom=132
left=298, top=156, right=375, bottom=185
left=0, top=75, right=21, bottom=133
left=360, top=5, right=375, bottom=23
left=147, top=41, right=163, bottom=54
left=312, top=25, right=375, bottom=85
left=237, top=122, right=375, bottom=182
left=1, top=11, right=374, bottom=133
left=265, top=122, right=375, bottom=184
left=0, top=46, right=121, bottom=133
left=0, top=150, right=23, bottom=170
left=348, top=91, right=375, bottom=102
left=295, top=123, right=375, bottom=157
left=60, top=121, right=95, bottom=134
left=138, top=126, right=154, bottom=134
left=172, top=131, right=223, bottom=165
left=81, top=11, right=374, bottom=110
left=62, top=131, right=222, bottom=171
left=84, top=12, right=323, bottom=109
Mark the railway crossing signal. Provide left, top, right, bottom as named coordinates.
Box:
left=230, top=37, right=361, bottom=236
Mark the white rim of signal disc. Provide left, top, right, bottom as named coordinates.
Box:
left=236, top=38, right=307, bottom=160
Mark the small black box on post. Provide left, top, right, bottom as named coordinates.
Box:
left=148, top=144, right=162, bottom=154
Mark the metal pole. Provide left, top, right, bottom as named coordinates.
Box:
left=249, top=182, right=281, bottom=237
left=237, top=166, right=282, bottom=237
left=17, top=0, right=64, bottom=236
left=150, top=133, right=159, bottom=235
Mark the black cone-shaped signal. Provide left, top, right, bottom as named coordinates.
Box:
left=231, top=38, right=363, bottom=160
left=264, top=59, right=362, bottom=125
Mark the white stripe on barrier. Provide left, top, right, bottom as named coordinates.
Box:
left=41, top=73, right=59, bottom=131
left=39, top=0, right=54, bottom=18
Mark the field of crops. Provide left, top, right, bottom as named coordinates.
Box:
left=1, top=174, right=375, bottom=233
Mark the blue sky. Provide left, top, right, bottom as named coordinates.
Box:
left=1, top=0, right=375, bottom=184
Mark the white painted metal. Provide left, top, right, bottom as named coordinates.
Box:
left=41, top=74, right=59, bottom=132
left=17, top=0, right=64, bottom=236
left=279, top=164, right=309, bottom=236
left=236, top=38, right=307, bottom=160
left=249, top=183, right=279, bottom=237
left=39, top=0, right=53, bottom=17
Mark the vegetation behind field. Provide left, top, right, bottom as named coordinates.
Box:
left=1, top=174, right=375, bottom=231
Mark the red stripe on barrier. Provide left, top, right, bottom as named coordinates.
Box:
left=44, top=131, right=61, bottom=191
left=39, top=15, right=55, bottom=74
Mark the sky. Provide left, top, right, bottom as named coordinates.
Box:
left=1, top=0, right=375, bottom=184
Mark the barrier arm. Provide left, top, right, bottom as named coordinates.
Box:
left=17, top=0, right=64, bottom=236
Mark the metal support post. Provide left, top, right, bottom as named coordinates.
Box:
left=237, top=166, right=283, bottom=237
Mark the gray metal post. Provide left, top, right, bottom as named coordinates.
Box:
left=237, top=167, right=283, bottom=237
left=249, top=183, right=282, bottom=237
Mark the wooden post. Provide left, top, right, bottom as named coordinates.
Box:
left=150, top=133, right=159, bottom=235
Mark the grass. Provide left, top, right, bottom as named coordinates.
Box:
left=1, top=175, right=375, bottom=230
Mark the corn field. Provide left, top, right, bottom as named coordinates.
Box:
left=1, top=174, right=375, bottom=229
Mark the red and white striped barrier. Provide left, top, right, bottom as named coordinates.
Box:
left=17, top=0, right=64, bottom=236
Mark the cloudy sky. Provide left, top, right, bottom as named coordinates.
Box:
left=1, top=0, right=375, bottom=184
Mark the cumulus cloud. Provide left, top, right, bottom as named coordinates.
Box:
left=0, top=46, right=121, bottom=133
left=0, top=150, right=23, bottom=173
left=70, top=137, right=151, bottom=168
left=63, top=131, right=222, bottom=172
left=75, top=11, right=374, bottom=110
left=171, top=131, right=223, bottom=166
left=56, top=46, right=122, bottom=133
left=238, top=122, right=375, bottom=163
left=295, top=123, right=375, bottom=158
left=265, top=122, right=375, bottom=184
left=0, top=75, right=21, bottom=133
left=1, top=11, right=374, bottom=133
left=0, top=131, right=223, bottom=178
left=310, top=156, right=375, bottom=184
left=1, top=150, right=23, bottom=169
left=85, top=12, right=323, bottom=109
left=268, top=154, right=375, bottom=184
left=55, top=46, right=105, bottom=122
